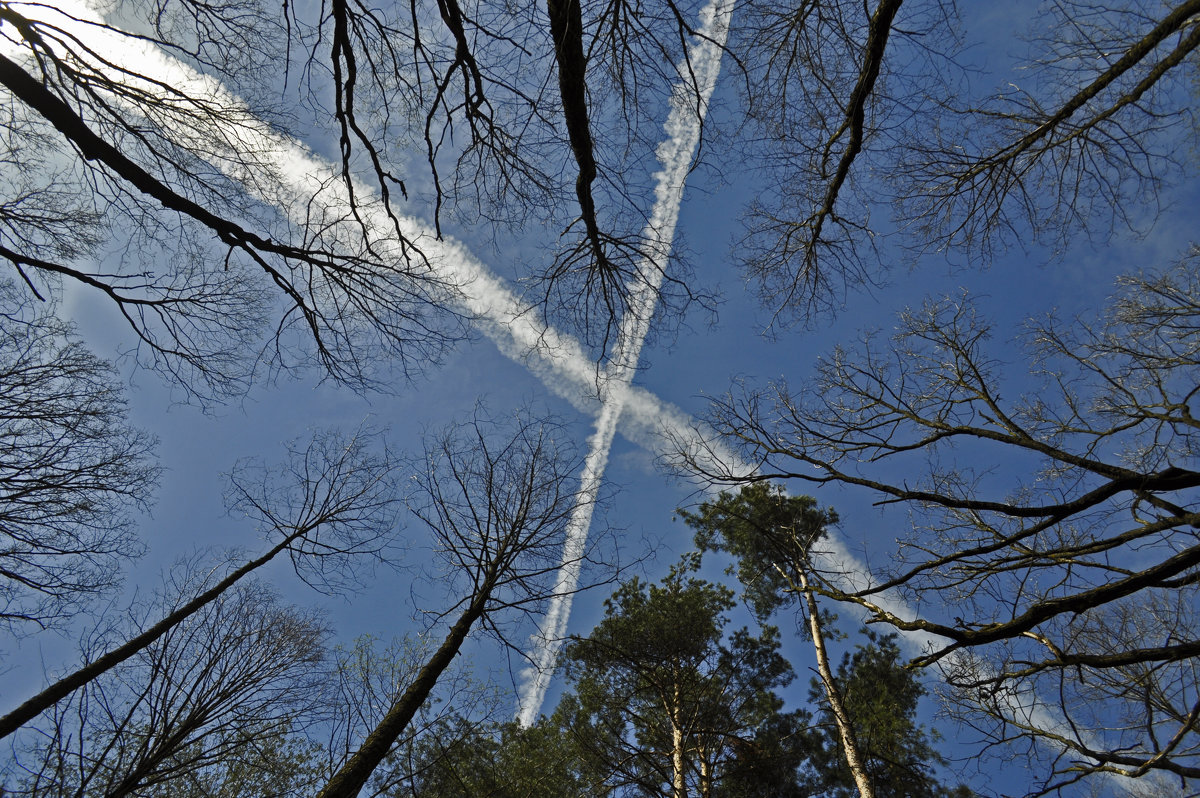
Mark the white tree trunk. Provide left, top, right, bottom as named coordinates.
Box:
left=671, top=680, right=688, bottom=798
left=798, top=567, right=876, bottom=798
left=698, top=745, right=713, bottom=798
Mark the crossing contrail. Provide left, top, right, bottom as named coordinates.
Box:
left=6, top=4, right=1159, bottom=790
left=5, top=0, right=733, bottom=725
left=514, top=0, right=733, bottom=727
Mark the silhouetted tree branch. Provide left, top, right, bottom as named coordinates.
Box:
left=10, top=577, right=326, bottom=798
left=0, top=426, right=401, bottom=741
left=0, top=281, right=156, bottom=632
left=1, top=1, right=464, bottom=399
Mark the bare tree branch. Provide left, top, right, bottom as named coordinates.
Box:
left=675, top=255, right=1200, bottom=789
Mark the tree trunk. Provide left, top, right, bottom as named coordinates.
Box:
left=698, top=745, right=713, bottom=798
left=670, top=679, right=688, bottom=798
left=798, top=568, right=876, bottom=798
left=315, top=595, right=489, bottom=798
left=0, top=530, right=307, bottom=740
left=545, top=0, right=605, bottom=261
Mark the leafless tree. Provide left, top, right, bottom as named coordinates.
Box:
left=735, top=0, right=1198, bottom=328
left=317, top=633, right=504, bottom=798
left=675, top=254, right=1200, bottom=792
left=0, top=425, right=402, bottom=741
left=734, top=0, right=911, bottom=325
left=6, top=576, right=326, bottom=798
left=1, top=0, right=726, bottom=386
left=306, top=0, right=720, bottom=353
left=318, top=634, right=441, bottom=797
left=0, top=281, right=156, bottom=633
left=316, top=409, right=615, bottom=798
left=0, top=0, right=465, bottom=400
left=892, top=0, right=1200, bottom=261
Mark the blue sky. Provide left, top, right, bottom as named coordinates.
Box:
left=3, top=0, right=1199, bottom=793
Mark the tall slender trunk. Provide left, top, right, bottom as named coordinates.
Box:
left=670, top=678, right=688, bottom=798
left=798, top=567, right=876, bottom=798
left=315, top=594, right=489, bottom=798
left=0, top=529, right=310, bottom=740
left=698, top=745, right=713, bottom=798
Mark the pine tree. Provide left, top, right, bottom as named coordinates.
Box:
left=555, top=557, right=808, bottom=798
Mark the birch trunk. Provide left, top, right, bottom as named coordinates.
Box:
left=798, top=567, right=876, bottom=798
left=698, top=746, right=713, bottom=798
left=670, top=679, right=688, bottom=798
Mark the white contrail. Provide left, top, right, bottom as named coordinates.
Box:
left=7, top=5, right=1160, bottom=790
left=7, top=0, right=733, bottom=724
left=514, top=0, right=733, bottom=726
left=2, top=0, right=613, bottom=410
